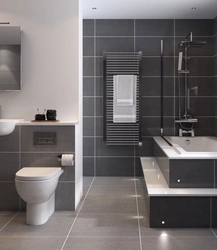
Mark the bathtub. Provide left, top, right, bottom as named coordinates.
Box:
left=154, top=136, right=217, bottom=159
left=153, top=136, right=217, bottom=188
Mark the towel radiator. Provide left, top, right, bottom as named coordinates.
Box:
left=103, top=51, right=142, bottom=146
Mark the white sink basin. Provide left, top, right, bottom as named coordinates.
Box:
left=0, top=119, right=20, bottom=136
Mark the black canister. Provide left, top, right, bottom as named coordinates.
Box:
left=46, top=110, right=57, bottom=120
left=35, top=114, right=46, bottom=121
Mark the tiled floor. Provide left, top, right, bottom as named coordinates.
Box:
left=0, top=177, right=217, bottom=250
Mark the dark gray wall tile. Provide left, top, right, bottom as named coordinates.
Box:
left=142, top=97, right=160, bottom=116
left=0, top=153, right=19, bottom=181
left=193, top=97, right=216, bottom=117
left=96, top=19, right=134, bottom=36
left=142, top=97, right=174, bottom=117
left=83, top=97, right=94, bottom=116
left=142, top=57, right=174, bottom=76
left=175, top=19, right=214, bottom=36
left=136, top=37, right=174, bottom=56
left=96, top=37, right=134, bottom=56
left=96, top=157, right=134, bottom=176
left=0, top=126, right=19, bottom=152
left=55, top=182, right=75, bottom=210
left=163, top=117, right=175, bottom=136
left=175, top=37, right=214, bottom=57
left=214, top=17, right=217, bottom=36
left=95, top=97, right=103, bottom=116
left=0, top=183, right=19, bottom=211
left=95, top=77, right=103, bottom=97
left=83, top=117, right=94, bottom=136
left=135, top=19, right=174, bottom=36
left=21, top=126, right=75, bottom=152
left=175, top=77, right=216, bottom=97
left=95, top=117, right=103, bottom=137
left=96, top=57, right=103, bottom=76
left=83, top=19, right=94, bottom=36
left=83, top=137, right=94, bottom=156
left=188, top=57, right=214, bottom=76
left=96, top=137, right=134, bottom=156
left=83, top=37, right=94, bottom=56
left=83, top=57, right=94, bottom=76
left=142, top=77, right=174, bottom=97
left=135, top=137, right=154, bottom=156
left=194, top=117, right=215, bottom=136
left=142, top=117, right=161, bottom=136
left=83, top=77, right=94, bottom=96
left=83, top=157, right=94, bottom=176
left=175, top=57, right=214, bottom=77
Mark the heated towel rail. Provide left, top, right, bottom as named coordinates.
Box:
left=103, top=51, right=142, bottom=146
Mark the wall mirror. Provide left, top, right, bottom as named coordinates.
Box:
left=0, top=26, right=21, bottom=90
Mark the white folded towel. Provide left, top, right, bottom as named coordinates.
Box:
left=116, top=75, right=134, bottom=106
left=113, top=75, right=137, bottom=123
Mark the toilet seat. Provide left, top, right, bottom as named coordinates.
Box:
left=16, top=167, right=62, bottom=181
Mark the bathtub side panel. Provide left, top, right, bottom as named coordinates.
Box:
left=170, top=159, right=215, bottom=188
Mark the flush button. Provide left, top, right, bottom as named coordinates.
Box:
left=34, top=132, right=57, bottom=145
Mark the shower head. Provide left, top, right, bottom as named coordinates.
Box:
left=179, top=40, right=206, bottom=48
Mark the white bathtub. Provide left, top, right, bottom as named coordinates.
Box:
left=154, top=136, right=217, bottom=159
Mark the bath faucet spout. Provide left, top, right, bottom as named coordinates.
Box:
left=179, top=128, right=195, bottom=137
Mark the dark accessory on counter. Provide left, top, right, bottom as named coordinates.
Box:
left=35, top=114, right=46, bottom=121
left=46, top=110, right=57, bottom=120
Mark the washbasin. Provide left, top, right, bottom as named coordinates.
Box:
left=0, top=119, right=20, bottom=136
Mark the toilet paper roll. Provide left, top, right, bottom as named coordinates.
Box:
left=61, top=154, right=74, bottom=167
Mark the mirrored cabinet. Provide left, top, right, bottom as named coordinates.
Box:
left=0, top=26, right=21, bottom=90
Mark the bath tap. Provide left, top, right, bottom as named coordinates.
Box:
left=179, top=128, right=194, bottom=137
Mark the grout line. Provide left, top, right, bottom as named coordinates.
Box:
left=134, top=18, right=136, bottom=178
left=0, top=212, right=20, bottom=232
left=60, top=177, right=95, bottom=250
left=84, top=55, right=215, bottom=58
left=19, top=126, right=22, bottom=210
left=83, top=35, right=215, bottom=38
left=174, top=19, right=176, bottom=136
left=134, top=179, right=143, bottom=250
left=211, top=228, right=217, bottom=238
left=93, top=19, right=96, bottom=177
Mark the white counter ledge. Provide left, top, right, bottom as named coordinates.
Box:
left=17, top=120, right=79, bottom=126
left=140, top=157, right=217, bottom=197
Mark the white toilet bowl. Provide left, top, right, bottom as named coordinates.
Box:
left=15, top=167, right=63, bottom=226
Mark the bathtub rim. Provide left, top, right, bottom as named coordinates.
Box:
left=154, top=136, right=217, bottom=159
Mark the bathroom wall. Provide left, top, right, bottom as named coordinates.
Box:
left=0, top=125, right=76, bottom=211
left=0, top=0, right=81, bottom=121
left=214, top=17, right=217, bottom=136
left=83, top=19, right=215, bottom=176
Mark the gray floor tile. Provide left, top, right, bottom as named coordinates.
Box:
left=80, top=196, right=137, bottom=215
left=63, top=237, right=140, bottom=250
left=83, top=176, right=94, bottom=188
left=0, top=212, right=75, bottom=237
left=87, top=185, right=136, bottom=198
left=70, top=213, right=139, bottom=237
left=92, top=177, right=136, bottom=187
left=141, top=236, right=217, bottom=250
left=0, top=236, right=65, bottom=250
left=0, top=212, right=18, bottom=231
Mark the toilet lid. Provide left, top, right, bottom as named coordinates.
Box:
left=15, top=167, right=62, bottom=181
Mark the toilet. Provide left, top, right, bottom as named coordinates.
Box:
left=15, top=167, right=63, bottom=226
